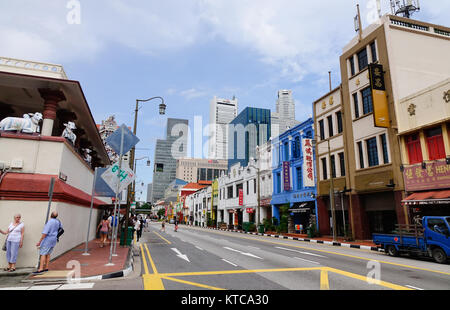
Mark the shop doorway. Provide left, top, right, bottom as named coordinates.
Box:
left=367, top=210, right=397, bottom=234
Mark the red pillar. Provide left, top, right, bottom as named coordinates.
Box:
left=317, top=196, right=330, bottom=236
left=394, top=191, right=408, bottom=225
left=350, top=194, right=370, bottom=240
left=38, top=88, right=66, bottom=136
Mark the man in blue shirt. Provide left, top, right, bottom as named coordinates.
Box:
left=34, top=211, right=63, bottom=274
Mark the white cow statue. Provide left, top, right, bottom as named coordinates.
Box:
left=62, top=122, right=77, bottom=145
left=83, top=148, right=92, bottom=165
left=0, top=112, right=43, bottom=134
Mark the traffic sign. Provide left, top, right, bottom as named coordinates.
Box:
left=101, top=163, right=136, bottom=194
left=105, top=124, right=140, bottom=156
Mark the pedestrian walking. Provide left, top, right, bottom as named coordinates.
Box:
left=174, top=218, right=179, bottom=232
left=0, top=214, right=25, bottom=272
left=160, top=219, right=166, bottom=232
left=33, top=211, right=63, bottom=274
left=134, top=217, right=141, bottom=242
left=97, top=215, right=110, bottom=248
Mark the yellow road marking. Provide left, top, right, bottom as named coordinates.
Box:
left=140, top=244, right=149, bottom=275
left=142, top=243, right=165, bottom=290
left=161, top=276, right=225, bottom=290
left=320, top=270, right=329, bottom=290
left=324, top=267, right=412, bottom=290
left=153, top=231, right=172, bottom=244
left=186, top=227, right=450, bottom=277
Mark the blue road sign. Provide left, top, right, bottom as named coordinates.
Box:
left=105, top=124, right=140, bottom=156
left=94, top=167, right=116, bottom=197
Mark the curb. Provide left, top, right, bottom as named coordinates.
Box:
left=187, top=225, right=384, bottom=252
left=22, top=246, right=135, bottom=283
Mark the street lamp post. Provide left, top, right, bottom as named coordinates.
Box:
left=124, top=97, right=166, bottom=244
left=313, top=136, right=337, bottom=242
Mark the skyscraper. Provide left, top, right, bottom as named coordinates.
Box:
left=271, top=90, right=300, bottom=138
left=227, top=107, right=271, bottom=170
left=208, top=96, right=238, bottom=160
left=151, top=118, right=189, bottom=203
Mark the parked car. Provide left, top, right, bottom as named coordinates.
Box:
left=373, top=216, right=450, bottom=264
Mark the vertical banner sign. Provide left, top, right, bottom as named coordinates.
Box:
left=303, top=139, right=315, bottom=187
left=369, top=63, right=390, bottom=128
left=283, top=161, right=291, bottom=191
left=239, top=188, right=244, bottom=206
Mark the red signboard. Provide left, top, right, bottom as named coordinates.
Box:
left=239, top=188, right=243, bottom=206
left=246, top=208, right=254, bottom=214
left=283, top=161, right=291, bottom=191
left=403, top=161, right=450, bottom=192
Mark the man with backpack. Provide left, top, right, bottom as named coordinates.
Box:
left=33, top=211, right=63, bottom=274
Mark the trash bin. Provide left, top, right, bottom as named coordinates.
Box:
left=307, top=227, right=314, bottom=238
left=258, top=224, right=265, bottom=234
left=120, top=227, right=133, bottom=246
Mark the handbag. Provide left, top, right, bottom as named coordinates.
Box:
left=2, top=223, right=21, bottom=251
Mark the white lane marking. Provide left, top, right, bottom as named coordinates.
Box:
left=405, top=285, right=425, bottom=290
left=28, top=285, right=62, bottom=290
left=293, top=257, right=320, bottom=265
left=58, top=283, right=95, bottom=290
left=275, top=246, right=327, bottom=258
left=0, top=287, right=29, bottom=290
left=224, top=247, right=263, bottom=260
left=171, top=248, right=190, bottom=262
left=195, top=246, right=204, bottom=251
left=222, top=259, right=238, bottom=267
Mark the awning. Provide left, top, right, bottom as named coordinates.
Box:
left=402, top=190, right=450, bottom=206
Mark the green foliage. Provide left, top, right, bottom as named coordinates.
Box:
left=157, top=209, right=165, bottom=218
left=140, top=203, right=152, bottom=210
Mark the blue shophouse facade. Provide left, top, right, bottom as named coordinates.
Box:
left=271, top=118, right=318, bottom=233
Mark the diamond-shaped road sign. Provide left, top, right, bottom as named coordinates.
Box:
left=105, top=124, right=140, bottom=156
left=101, top=163, right=136, bottom=195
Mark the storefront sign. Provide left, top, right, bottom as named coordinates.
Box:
left=369, top=63, right=390, bottom=128
left=283, top=161, right=291, bottom=191
left=403, top=161, right=450, bottom=191
left=239, top=188, right=243, bottom=206
left=302, top=139, right=315, bottom=187
left=260, top=198, right=271, bottom=206
left=246, top=208, right=254, bottom=214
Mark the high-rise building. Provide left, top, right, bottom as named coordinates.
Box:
left=208, top=96, right=238, bottom=160
left=151, top=118, right=189, bottom=203
left=227, top=107, right=271, bottom=170
left=271, top=90, right=300, bottom=138
left=176, top=158, right=228, bottom=183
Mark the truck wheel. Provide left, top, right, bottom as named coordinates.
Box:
left=386, top=245, right=399, bottom=257
left=432, top=248, right=447, bottom=264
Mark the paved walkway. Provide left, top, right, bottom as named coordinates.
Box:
left=27, top=239, right=131, bottom=281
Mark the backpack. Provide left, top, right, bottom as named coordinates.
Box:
left=56, top=220, right=64, bottom=242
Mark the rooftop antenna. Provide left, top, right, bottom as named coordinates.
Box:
left=390, top=0, right=421, bottom=18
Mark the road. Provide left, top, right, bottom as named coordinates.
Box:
left=2, top=222, right=449, bottom=291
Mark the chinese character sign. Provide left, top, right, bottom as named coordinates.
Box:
left=403, top=161, right=450, bottom=191
left=283, top=161, right=291, bottom=191
left=239, top=189, right=243, bottom=206
left=303, top=139, right=315, bottom=187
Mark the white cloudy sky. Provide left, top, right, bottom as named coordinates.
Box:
left=1, top=0, right=449, bottom=200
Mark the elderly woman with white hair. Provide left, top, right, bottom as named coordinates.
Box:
left=0, top=214, right=25, bottom=272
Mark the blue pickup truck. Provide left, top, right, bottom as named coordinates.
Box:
left=373, top=216, right=450, bottom=264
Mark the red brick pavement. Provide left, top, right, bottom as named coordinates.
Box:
left=31, top=239, right=131, bottom=279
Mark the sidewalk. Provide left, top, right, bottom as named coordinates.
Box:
left=25, top=238, right=133, bottom=282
